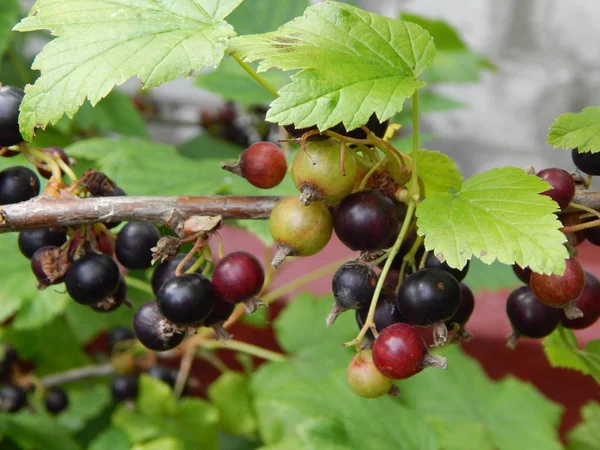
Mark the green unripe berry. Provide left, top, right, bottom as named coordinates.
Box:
left=292, top=140, right=357, bottom=205
left=347, top=350, right=394, bottom=399
left=269, top=196, right=333, bottom=268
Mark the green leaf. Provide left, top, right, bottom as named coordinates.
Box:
left=72, top=90, right=149, bottom=138
left=14, top=0, right=243, bottom=141
left=543, top=328, right=600, bottom=383
left=57, top=383, right=112, bottom=433
left=568, top=402, right=600, bottom=450
left=132, top=437, right=183, bottom=450
left=416, top=149, right=463, bottom=197
left=419, top=92, right=465, bottom=111
left=463, top=259, right=521, bottom=294
left=0, top=413, right=81, bottom=450
left=401, top=13, right=491, bottom=83
left=66, top=137, right=231, bottom=196
left=416, top=167, right=568, bottom=275
left=88, top=427, right=131, bottom=450
left=113, top=376, right=219, bottom=450
left=547, top=106, right=600, bottom=153
left=581, top=339, right=600, bottom=383
left=0, top=0, right=20, bottom=66
left=227, top=0, right=309, bottom=36
left=399, top=346, right=564, bottom=450
left=178, top=132, right=242, bottom=160
left=231, top=2, right=436, bottom=131
left=208, top=371, right=257, bottom=436
left=195, top=57, right=287, bottom=106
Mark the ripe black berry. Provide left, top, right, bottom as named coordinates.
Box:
left=424, top=252, right=470, bottom=282
left=284, top=124, right=329, bottom=141
left=327, top=261, right=377, bottom=325
left=133, top=301, right=185, bottom=352
left=115, top=222, right=161, bottom=270
left=536, top=168, right=575, bottom=210
left=18, top=228, right=67, bottom=259
left=0, top=85, right=25, bottom=147
left=446, top=283, right=475, bottom=329
left=65, top=253, right=120, bottom=305
left=222, top=141, right=287, bottom=189
left=506, top=286, right=561, bottom=348
left=333, top=190, right=400, bottom=251
left=157, top=273, right=216, bottom=326
left=0, top=384, right=27, bottom=412
left=202, top=297, right=235, bottom=340
left=0, top=166, right=40, bottom=205
left=44, top=387, right=69, bottom=414
left=355, top=290, right=403, bottom=340
left=212, top=252, right=265, bottom=304
left=108, top=326, right=135, bottom=352
left=512, top=264, right=532, bottom=284
left=147, top=366, right=177, bottom=388
left=561, top=271, right=600, bottom=330
left=90, top=275, right=127, bottom=313
left=151, top=254, right=200, bottom=295
left=332, top=114, right=388, bottom=140
left=111, top=375, right=139, bottom=402
left=572, top=148, right=600, bottom=176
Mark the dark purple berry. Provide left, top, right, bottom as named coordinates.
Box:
left=0, top=166, right=40, bottom=205
left=446, top=283, right=475, bottom=329
left=0, top=86, right=25, bottom=147
left=572, top=148, right=600, bottom=176
left=115, top=222, right=161, bottom=270
left=506, top=286, right=561, bottom=346
left=561, top=272, right=600, bottom=330
left=44, top=387, right=69, bottom=414
left=111, top=375, right=138, bottom=402
left=18, top=228, right=67, bottom=259
left=147, top=366, right=177, bottom=388
left=133, top=301, right=185, bottom=352
left=355, top=290, right=403, bottom=340
left=512, top=264, right=532, bottom=284
left=90, top=275, right=127, bottom=313
left=157, top=273, right=216, bottom=326
left=536, top=168, right=575, bottom=210
left=424, top=252, right=470, bottom=282
left=212, top=252, right=264, bottom=304
left=108, top=326, right=135, bottom=352
left=0, top=385, right=26, bottom=412
left=65, top=253, right=120, bottom=305
left=151, top=254, right=200, bottom=295
left=327, top=261, right=377, bottom=325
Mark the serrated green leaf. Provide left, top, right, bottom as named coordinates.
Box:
left=401, top=13, right=491, bottom=83
left=416, top=167, right=568, bottom=275
left=581, top=339, right=600, bottom=383
left=0, top=413, right=81, bottom=450
left=66, top=137, right=231, bottom=196
left=227, top=0, right=308, bottom=36
left=543, top=327, right=590, bottom=375
left=138, top=375, right=177, bottom=418
left=568, top=402, right=600, bottom=450
left=0, top=0, right=20, bottom=67
left=132, top=437, right=183, bottom=450
left=195, top=57, right=287, bottom=106
left=178, top=131, right=243, bottom=161
left=56, top=383, right=112, bottom=433
left=14, top=0, right=243, bottom=141
left=88, top=427, right=131, bottom=450
left=400, top=346, right=563, bottom=450
left=416, top=149, right=463, bottom=197
left=208, top=372, right=257, bottom=436
left=548, top=106, right=600, bottom=153
left=231, top=2, right=436, bottom=131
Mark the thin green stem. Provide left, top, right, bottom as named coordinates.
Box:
left=231, top=53, right=279, bottom=98
left=201, top=339, right=287, bottom=362
left=410, top=91, right=420, bottom=196
left=124, top=275, right=154, bottom=295
left=569, top=202, right=600, bottom=220
left=359, top=156, right=388, bottom=190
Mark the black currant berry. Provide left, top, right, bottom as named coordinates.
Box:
left=108, top=326, right=135, bottom=352
left=333, top=190, right=400, bottom=252
left=133, top=301, right=185, bottom=352
left=561, top=271, right=600, bottom=330
left=0, top=166, right=40, bottom=205
left=424, top=252, right=470, bottom=282
left=18, top=228, right=67, bottom=259
left=31, top=245, right=67, bottom=287
left=157, top=273, right=216, bottom=326
left=147, top=366, right=177, bottom=388
left=90, top=275, right=126, bottom=313
left=332, top=114, right=388, bottom=140
left=202, top=297, right=235, bottom=340
left=44, top=387, right=69, bottom=414
left=327, top=261, right=378, bottom=326
left=111, top=375, right=139, bottom=402
left=0, top=86, right=25, bottom=147
left=284, top=124, right=329, bottom=141
left=536, top=168, right=575, bottom=210
left=446, top=283, right=475, bottom=342
left=396, top=268, right=461, bottom=345
left=151, top=254, right=200, bottom=295
left=0, top=345, right=17, bottom=379
left=355, top=290, right=404, bottom=340
left=221, top=141, right=287, bottom=189
left=0, top=384, right=27, bottom=412
left=512, top=264, right=532, bottom=284
left=65, top=253, right=120, bottom=305
left=212, top=252, right=265, bottom=304
left=506, top=286, right=561, bottom=348
left=572, top=148, right=600, bottom=176
left=115, top=222, right=161, bottom=270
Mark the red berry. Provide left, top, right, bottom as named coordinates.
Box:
left=222, top=142, right=287, bottom=189
left=529, top=257, right=585, bottom=308
left=372, top=323, right=447, bottom=380
left=536, top=168, right=575, bottom=209
left=212, top=252, right=265, bottom=304
left=561, top=272, right=600, bottom=330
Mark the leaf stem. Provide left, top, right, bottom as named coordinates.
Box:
left=39, top=363, right=115, bottom=388
left=124, top=275, right=154, bottom=295
left=201, top=339, right=286, bottom=362
left=231, top=52, right=279, bottom=98
left=410, top=90, right=420, bottom=196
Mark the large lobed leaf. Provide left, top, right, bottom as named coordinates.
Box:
left=543, top=327, right=600, bottom=384
left=547, top=106, right=600, bottom=153
left=14, top=0, right=243, bottom=141
left=416, top=148, right=463, bottom=197
left=416, top=167, right=568, bottom=275
left=568, top=402, right=600, bottom=450
left=230, top=1, right=436, bottom=131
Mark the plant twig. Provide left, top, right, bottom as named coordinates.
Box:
left=39, top=363, right=115, bottom=388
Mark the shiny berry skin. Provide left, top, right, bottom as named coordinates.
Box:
left=37, top=147, right=71, bottom=179
left=0, top=86, right=25, bottom=147
left=512, top=264, right=532, bottom=284
left=396, top=268, right=461, bottom=326
left=147, top=366, right=177, bottom=388
left=111, top=375, right=139, bottom=402
left=18, top=228, right=67, bottom=259
left=347, top=350, right=393, bottom=399
left=0, top=166, right=40, bottom=205
left=333, top=190, right=400, bottom=251
left=65, top=253, right=120, bottom=305
left=151, top=254, right=200, bottom=295
left=0, top=385, right=27, bottom=412
left=332, top=262, right=377, bottom=311
left=133, top=302, right=184, bottom=352
left=424, top=252, right=470, bottom=282
left=572, top=148, right=600, bottom=176
left=506, top=286, right=561, bottom=338
left=291, top=140, right=357, bottom=205
left=355, top=290, right=403, bottom=340
left=45, top=387, right=69, bottom=414
left=529, top=257, right=585, bottom=308
left=561, top=272, right=600, bottom=330
left=90, top=275, right=127, bottom=313
left=212, top=252, right=265, bottom=304
left=233, top=141, right=287, bottom=189
left=203, top=297, right=235, bottom=327
left=115, top=222, right=161, bottom=270
left=446, top=283, right=475, bottom=329
left=536, top=168, right=575, bottom=210
left=108, top=326, right=135, bottom=352
left=157, top=273, right=216, bottom=325
left=372, top=323, right=444, bottom=380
